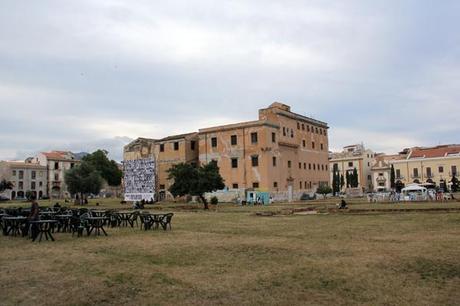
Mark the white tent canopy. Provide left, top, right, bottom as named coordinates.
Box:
left=402, top=184, right=427, bottom=193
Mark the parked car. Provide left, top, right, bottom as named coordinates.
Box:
left=0, top=195, right=10, bottom=202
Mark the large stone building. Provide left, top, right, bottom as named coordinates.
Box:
left=33, top=151, right=80, bottom=198
left=329, top=144, right=376, bottom=192
left=124, top=102, right=330, bottom=202
left=123, top=133, right=199, bottom=201
left=0, top=161, right=47, bottom=200
left=390, top=145, right=460, bottom=190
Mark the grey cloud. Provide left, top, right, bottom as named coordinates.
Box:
left=0, top=0, right=459, bottom=160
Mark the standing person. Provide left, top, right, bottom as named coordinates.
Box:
left=28, top=200, right=40, bottom=239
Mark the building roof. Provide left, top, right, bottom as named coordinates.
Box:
left=409, top=144, right=460, bottom=159
left=41, top=151, right=77, bottom=161
left=158, top=132, right=197, bottom=142
left=199, top=120, right=279, bottom=133
left=3, top=161, right=47, bottom=170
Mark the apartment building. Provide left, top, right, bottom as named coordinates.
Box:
left=391, top=145, right=460, bottom=189
left=329, top=144, right=376, bottom=192
left=124, top=102, right=330, bottom=202
left=34, top=151, right=80, bottom=199
left=0, top=161, right=47, bottom=200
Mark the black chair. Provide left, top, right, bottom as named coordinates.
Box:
left=158, top=213, right=174, bottom=231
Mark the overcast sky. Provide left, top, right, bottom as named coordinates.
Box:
left=1, top=0, right=459, bottom=161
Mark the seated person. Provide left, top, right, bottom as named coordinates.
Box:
left=338, top=199, right=348, bottom=209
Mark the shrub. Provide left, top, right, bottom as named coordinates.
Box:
left=210, top=196, right=219, bottom=205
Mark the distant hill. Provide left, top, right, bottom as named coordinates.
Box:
left=73, top=152, right=89, bottom=160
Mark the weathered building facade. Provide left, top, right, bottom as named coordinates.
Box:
left=34, top=151, right=79, bottom=199
left=124, top=102, right=330, bottom=202
left=0, top=161, right=47, bottom=200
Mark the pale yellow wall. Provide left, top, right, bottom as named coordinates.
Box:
left=391, top=156, right=460, bottom=186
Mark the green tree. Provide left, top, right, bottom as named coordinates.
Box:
left=168, top=161, right=225, bottom=210
left=0, top=179, right=13, bottom=193
left=390, top=164, right=396, bottom=189
left=332, top=167, right=338, bottom=195
left=65, top=162, right=104, bottom=204
left=340, top=174, right=345, bottom=191
left=82, top=150, right=122, bottom=186
left=451, top=174, right=459, bottom=192
left=346, top=172, right=350, bottom=188
left=351, top=168, right=359, bottom=188
left=316, top=184, right=332, bottom=199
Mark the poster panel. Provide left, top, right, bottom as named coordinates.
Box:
left=123, top=158, right=155, bottom=201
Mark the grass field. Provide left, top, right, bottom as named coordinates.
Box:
left=1, top=199, right=460, bottom=305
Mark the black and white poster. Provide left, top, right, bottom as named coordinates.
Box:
left=123, top=158, right=156, bottom=201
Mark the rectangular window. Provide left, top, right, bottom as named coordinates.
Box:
left=174, top=142, right=179, bottom=151
left=231, top=158, right=238, bottom=168
left=313, top=164, right=316, bottom=170
left=312, top=142, right=315, bottom=149
left=12, top=170, right=16, bottom=176
left=160, top=184, right=165, bottom=190
left=325, top=165, right=328, bottom=171
left=160, top=144, right=164, bottom=152
left=283, top=127, right=286, bottom=136
left=272, top=156, right=277, bottom=167
left=251, top=155, right=259, bottom=167
left=54, top=173, right=59, bottom=181
left=251, top=132, right=258, bottom=144
left=232, top=183, right=239, bottom=189
left=273, top=182, right=278, bottom=188
left=31, top=171, right=36, bottom=179
left=426, top=167, right=432, bottom=177
left=18, top=181, right=23, bottom=190
left=253, top=182, right=259, bottom=188
left=396, top=169, right=401, bottom=178
left=211, top=137, right=217, bottom=148
left=321, top=165, right=324, bottom=171
left=288, top=160, right=291, bottom=168
left=321, top=143, right=324, bottom=150
left=299, top=162, right=302, bottom=169
left=39, top=181, right=43, bottom=187
left=300, top=181, right=302, bottom=189
left=31, top=181, right=36, bottom=190
left=301, top=124, right=305, bottom=131
left=439, top=166, right=444, bottom=173
left=272, top=132, right=276, bottom=143
left=307, top=125, right=310, bottom=132
left=348, top=161, right=353, bottom=167
left=304, top=181, right=307, bottom=189
left=324, top=129, right=327, bottom=136
left=315, top=127, right=319, bottom=134
left=413, top=168, right=419, bottom=178
left=302, top=140, right=306, bottom=147
left=452, top=166, right=457, bottom=175
left=231, top=135, right=237, bottom=146
left=304, top=163, right=306, bottom=170
left=309, top=163, right=311, bottom=170
left=191, top=141, right=196, bottom=151
left=320, top=129, right=323, bottom=135
left=70, top=163, right=75, bottom=169
left=290, top=129, right=294, bottom=138
left=54, top=162, right=59, bottom=170
left=297, top=122, right=300, bottom=129
left=19, top=171, right=24, bottom=179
